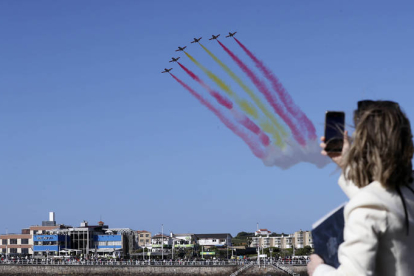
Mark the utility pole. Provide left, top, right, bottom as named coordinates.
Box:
left=172, top=239, right=175, bottom=260
left=5, top=228, right=8, bottom=261
left=161, top=224, right=164, bottom=260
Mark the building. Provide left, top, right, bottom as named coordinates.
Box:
left=293, top=230, right=313, bottom=248
left=57, top=220, right=109, bottom=256
left=170, top=233, right=196, bottom=248
left=250, top=231, right=313, bottom=250
left=195, top=233, right=232, bottom=248
left=251, top=228, right=272, bottom=249
left=150, top=234, right=172, bottom=256
left=1, top=212, right=140, bottom=258
left=0, top=212, right=71, bottom=258
left=32, top=225, right=72, bottom=258
left=151, top=234, right=171, bottom=249
left=0, top=228, right=32, bottom=257
left=94, top=228, right=136, bottom=257
left=136, top=230, right=151, bottom=248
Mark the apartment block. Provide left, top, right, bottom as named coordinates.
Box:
left=136, top=230, right=151, bottom=248
left=250, top=228, right=313, bottom=249
left=0, top=229, right=32, bottom=256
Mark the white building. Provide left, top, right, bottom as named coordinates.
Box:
left=150, top=234, right=172, bottom=253
left=170, top=233, right=196, bottom=248
left=195, top=234, right=232, bottom=247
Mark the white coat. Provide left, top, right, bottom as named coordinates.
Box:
left=314, top=174, right=414, bottom=276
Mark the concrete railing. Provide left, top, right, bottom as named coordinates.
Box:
left=277, top=260, right=309, bottom=266
left=273, top=262, right=300, bottom=276
left=229, top=261, right=254, bottom=276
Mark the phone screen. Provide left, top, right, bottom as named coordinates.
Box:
left=324, top=111, right=345, bottom=152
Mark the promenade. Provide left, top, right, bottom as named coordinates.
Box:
left=0, top=259, right=308, bottom=275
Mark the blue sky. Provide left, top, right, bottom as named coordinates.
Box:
left=1, top=0, right=414, bottom=236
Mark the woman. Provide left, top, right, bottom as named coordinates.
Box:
left=308, top=100, right=414, bottom=276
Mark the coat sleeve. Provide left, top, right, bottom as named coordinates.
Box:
left=314, top=198, right=387, bottom=276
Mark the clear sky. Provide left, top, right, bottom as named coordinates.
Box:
left=1, top=0, right=414, bottom=236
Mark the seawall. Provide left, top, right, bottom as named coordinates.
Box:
left=0, top=264, right=308, bottom=275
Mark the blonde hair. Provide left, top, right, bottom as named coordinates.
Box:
left=345, top=101, right=414, bottom=189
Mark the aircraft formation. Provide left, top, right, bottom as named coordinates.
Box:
left=162, top=31, right=237, bottom=73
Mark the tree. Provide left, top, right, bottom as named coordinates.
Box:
left=263, top=247, right=280, bottom=257
left=235, top=232, right=254, bottom=238
left=233, top=232, right=255, bottom=246
left=184, top=248, right=194, bottom=259
left=280, top=248, right=293, bottom=257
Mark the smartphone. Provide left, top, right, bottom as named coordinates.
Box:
left=324, top=111, right=345, bottom=152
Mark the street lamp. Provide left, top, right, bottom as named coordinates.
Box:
left=269, top=248, right=273, bottom=264
left=161, top=224, right=164, bottom=260
left=5, top=228, right=8, bottom=261
left=172, top=239, right=175, bottom=260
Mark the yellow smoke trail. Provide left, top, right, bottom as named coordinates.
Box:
left=199, top=43, right=288, bottom=138
left=184, top=51, right=283, bottom=147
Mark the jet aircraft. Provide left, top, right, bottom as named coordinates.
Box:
left=175, top=46, right=187, bottom=52
left=208, top=34, right=220, bottom=40
left=191, top=37, right=202, bottom=43
left=161, top=68, right=173, bottom=73
left=169, top=57, right=180, bottom=63
left=226, top=32, right=237, bottom=38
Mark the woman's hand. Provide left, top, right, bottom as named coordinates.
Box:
left=307, top=254, right=324, bottom=276
left=320, top=130, right=350, bottom=168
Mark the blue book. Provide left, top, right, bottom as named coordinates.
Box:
left=311, top=202, right=347, bottom=268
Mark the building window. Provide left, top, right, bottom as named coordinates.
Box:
left=10, top=239, right=17, bottom=245
left=146, top=239, right=149, bottom=243
left=212, top=239, right=217, bottom=242
left=146, top=234, right=149, bottom=237
left=21, top=248, right=29, bottom=254
left=10, top=248, right=18, bottom=254
left=21, top=239, right=29, bottom=245
left=140, top=234, right=143, bottom=237
left=1, top=248, right=5, bottom=253
left=1, top=239, right=7, bottom=245
left=220, top=239, right=225, bottom=243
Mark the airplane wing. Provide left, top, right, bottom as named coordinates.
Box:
left=191, top=41, right=195, bottom=43
left=226, top=35, right=230, bottom=38
left=175, top=49, right=179, bottom=52
left=217, top=34, right=220, bottom=37
left=169, top=60, right=173, bottom=62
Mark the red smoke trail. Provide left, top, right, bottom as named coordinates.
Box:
left=170, top=73, right=265, bottom=159
left=234, top=38, right=317, bottom=140
left=178, top=62, right=232, bottom=109
left=218, top=40, right=306, bottom=146
left=177, top=62, right=270, bottom=146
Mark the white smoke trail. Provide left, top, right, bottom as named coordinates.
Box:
left=261, top=138, right=330, bottom=169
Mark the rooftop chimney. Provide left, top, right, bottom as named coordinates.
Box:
left=42, top=211, right=56, bottom=226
